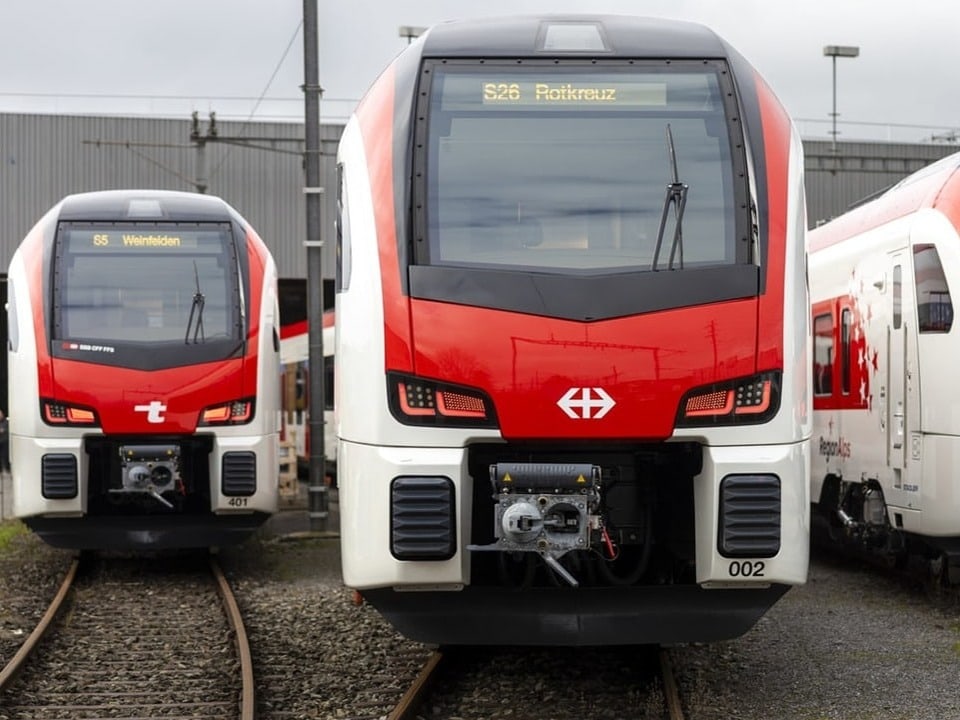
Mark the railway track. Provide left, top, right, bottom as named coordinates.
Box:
left=385, top=644, right=686, bottom=720
left=0, top=551, right=254, bottom=719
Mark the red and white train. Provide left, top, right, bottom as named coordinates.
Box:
left=336, top=15, right=810, bottom=645
left=9, top=190, right=280, bottom=550
left=278, top=308, right=336, bottom=482
left=810, top=152, right=960, bottom=582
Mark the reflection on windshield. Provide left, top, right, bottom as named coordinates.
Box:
left=58, top=226, right=235, bottom=345
left=427, top=68, right=737, bottom=273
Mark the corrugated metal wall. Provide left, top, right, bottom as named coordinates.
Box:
left=4, top=113, right=960, bottom=274
left=0, top=113, right=343, bottom=279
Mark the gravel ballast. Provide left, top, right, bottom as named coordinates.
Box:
left=2, top=514, right=959, bottom=719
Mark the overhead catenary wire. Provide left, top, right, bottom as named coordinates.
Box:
left=209, top=19, right=305, bottom=179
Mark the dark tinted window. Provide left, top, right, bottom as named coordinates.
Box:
left=814, top=313, right=834, bottom=396
left=841, top=308, right=852, bottom=395
left=893, top=264, right=902, bottom=330
left=422, top=62, right=742, bottom=274
left=55, top=223, right=239, bottom=345
left=914, top=244, right=953, bottom=333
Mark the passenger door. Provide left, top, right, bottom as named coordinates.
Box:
left=886, top=250, right=921, bottom=509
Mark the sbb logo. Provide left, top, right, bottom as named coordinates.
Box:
left=557, top=387, right=616, bottom=420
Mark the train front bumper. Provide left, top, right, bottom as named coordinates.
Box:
left=339, top=438, right=810, bottom=589
left=11, top=432, right=279, bottom=549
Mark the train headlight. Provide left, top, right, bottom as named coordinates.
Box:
left=199, top=399, right=254, bottom=425
left=41, top=399, right=99, bottom=426
left=387, top=372, right=497, bottom=427
left=675, top=371, right=781, bottom=426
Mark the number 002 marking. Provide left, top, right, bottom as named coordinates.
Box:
left=728, top=560, right=765, bottom=577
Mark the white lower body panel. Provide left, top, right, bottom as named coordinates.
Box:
left=340, top=438, right=810, bottom=590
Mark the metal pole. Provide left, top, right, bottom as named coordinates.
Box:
left=831, top=55, right=837, bottom=152
left=196, top=139, right=208, bottom=194
left=190, top=111, right=210, bottom=194
left=824, top=45, right=858, bottom=153
left=303, top=0, right=327, bottom=531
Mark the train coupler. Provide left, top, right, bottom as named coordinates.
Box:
left=467, top=462, right=603, bottom=587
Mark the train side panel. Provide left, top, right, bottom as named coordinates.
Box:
left=278, top=314, right=336, bottom=479
left=810, top=157, right=960, bottom=574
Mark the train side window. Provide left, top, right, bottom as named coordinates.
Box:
left=813, top=312, right=834, bottom=396
left=893, top=264, right=902, bottom=330
left=6, top=280, right=17, bottom=353
left=336, top=163, right=352, bottom=293
left=840, top=308, right=851, bottom=395
left=324, top=361, right=334, bottom=411
left=913, top=244, right=953, bottom=333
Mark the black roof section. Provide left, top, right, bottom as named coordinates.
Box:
left=420, top=15, right=730, bottom=58
left=58, top=190, right=234, bottom=222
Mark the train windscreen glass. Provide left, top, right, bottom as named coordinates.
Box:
left=423, top=63, right=743, bottom=273
left=53, top=223, right=240, bottom=345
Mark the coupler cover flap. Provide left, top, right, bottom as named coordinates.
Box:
left=491, top=463, right=599, bottom=491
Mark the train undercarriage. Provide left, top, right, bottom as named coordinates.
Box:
left=814, top=475, right=960, bottom=586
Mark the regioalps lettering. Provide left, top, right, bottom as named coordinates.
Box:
left=818, top=435, right=851, bottom=459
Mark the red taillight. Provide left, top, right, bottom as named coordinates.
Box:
left=436, top=390, right=487, bottom=418
left=42, top=400, right=98, bottom=426
left=67, top=407, right=96, bottom=423
left=398, top=383, right=488, bottom=419
left=199, top=399, right=254, bottom=425
left=684, top=389, right=734, bottom=417
left=733, top=380, right=772, bottom=415
left=389, top=373, right=496, bottom=427
left=202, top=405, right=232, bottom=423
left=398, top=383, right=436, bottom=416
left=677, top=372, right=780, bottom=426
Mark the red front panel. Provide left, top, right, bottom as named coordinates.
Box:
left=356, top=57, right=796, bottom=443
left=22, top=223, right=266, bottom=435
left=48, top=359, right=245, bottom=434
left=408, top=299, right=759, bottom=439
left=753, top=71, right=791, bottom=374
left=356, top=63, right=414, bottom=374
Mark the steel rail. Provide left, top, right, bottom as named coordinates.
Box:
left=386, top=649, right=445, bottom=720
left=659, top=647, right=685, bottom=720
left=0, top=557, right=79, bottom=691
left=210, top=555, right=256, bottom=720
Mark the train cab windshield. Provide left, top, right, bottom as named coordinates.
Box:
left=50, top=221, right=245, bottom=370
left=408, top=60, right=756, bottom=320
left=416, top=61, right=749, bottom=273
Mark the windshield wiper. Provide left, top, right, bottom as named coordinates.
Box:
left=651, top=123, right=688, bottom=271
left=184, top=261, right=206, bottom=344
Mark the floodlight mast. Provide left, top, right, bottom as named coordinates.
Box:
left=823, top=45, right=860, bottom=151
left=399, top=26, right=427, bottom=44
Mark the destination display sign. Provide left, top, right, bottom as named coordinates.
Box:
left=436, top=71, right=721, bottom=112
left=64, top=228, right=227, bottom=253
left=481, top=80, right=666, bottom=106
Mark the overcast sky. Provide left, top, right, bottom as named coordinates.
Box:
left=2, top=0, right=959, bottom=144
